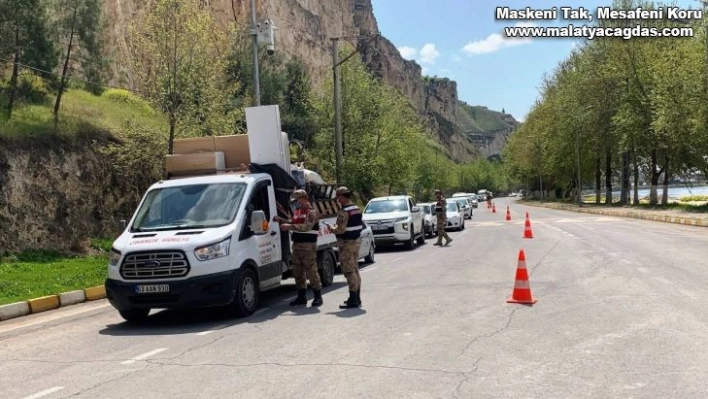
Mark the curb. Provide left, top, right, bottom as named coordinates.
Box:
left=0, top=285, right=106, bottom=322
left=521, top=202, right=708, bottom=227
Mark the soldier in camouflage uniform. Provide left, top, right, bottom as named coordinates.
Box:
left=326, top=186, right=364, bottom=309
left=433, top=189, right=452, bottom=247
left=276, top=189, right=323, bottom=307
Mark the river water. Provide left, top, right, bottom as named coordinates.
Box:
left=604, top=185, right=708, bottom=199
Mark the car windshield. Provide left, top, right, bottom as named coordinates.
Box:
left=453, top=198, right=467, bottom=207
left=364, top=199, right=408, bottom=213
left=446, top=202, right=458, bottom=212
left=131, top=183, right=247, bottom=231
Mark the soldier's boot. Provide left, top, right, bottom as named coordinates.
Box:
left=444, top=237, right=453, bottom=246
left=311, top=289, right=323, bottom=307
left=339, top=291, right=360, bottom=309
left=343, top=290, right=361, bottom=306
left=290, top=289, right=308, bottom=306
left=433, top=239, right=442, bottom=246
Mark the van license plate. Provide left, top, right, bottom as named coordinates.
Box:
left=135, top=284, right=170, bottom=294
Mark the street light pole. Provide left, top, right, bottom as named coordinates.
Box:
left=249, top=0, right=260, bottom=106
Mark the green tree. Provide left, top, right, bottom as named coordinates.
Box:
left=0, top=0, right=56, bottom=117
left=130, top=0, right=239, bottom=153
left=52, top=0, right=106, bottom=129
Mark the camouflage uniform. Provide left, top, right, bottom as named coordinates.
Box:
left=434, top=190, right=452, bottom=246
left=329, top=186, right=364, bottom=309
left=279, top=189, right=323, bottom=307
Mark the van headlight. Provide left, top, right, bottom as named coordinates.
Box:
left=195, top=238, right=231, bottom=261
left=395, top=217, right=409, bottom=222
left=108, top=249, right=121, bottom=266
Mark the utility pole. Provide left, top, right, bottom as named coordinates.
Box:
left=332, top=38, right=342, bottom=185
left=331, top=33, right=380, bottom=186
left=576, top=131, right=582, bottom=207
left=250, top=0, right=260, bottom=106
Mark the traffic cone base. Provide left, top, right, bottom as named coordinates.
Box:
left=507, top=249, right=537, bottom=305
left=492, top=203, right=496, bottom=213
left=505, top=205, right=511, bottom=221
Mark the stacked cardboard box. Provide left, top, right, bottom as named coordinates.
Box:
left=166, top=135, right=251, bottom=177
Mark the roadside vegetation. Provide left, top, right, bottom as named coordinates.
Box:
left=503, top=0, right=708, bottom=207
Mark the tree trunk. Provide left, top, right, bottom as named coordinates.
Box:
left=605, top=150, right=613, bottom=205
left=595, top=157, right=601, bottom=204
left=633, top=149, right=639, bottom=205
left=168, top=116, right=176, bottom=154
left=649, top=149, right=660, bottom=205
left=620, top=151, right=630, bottom=205
left=6, top=24, right=21, bottom=118
left=661, top=153, right=669, bottom=205
left=53, top=5, right=78, bottom=130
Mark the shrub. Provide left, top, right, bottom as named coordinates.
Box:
left=16, top=74, right=50, bottom=104
left=102, top=88, right=153, bottom=113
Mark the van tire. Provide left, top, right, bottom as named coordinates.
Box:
left=416, top=223, right=425, bottom=245
left=404, top=226, right=415, bottom=250
left=318, top=250, right=335, bottom=287
left=118, top=308, right=150, bottom=323
left=231, top=267, right=259, bottom=318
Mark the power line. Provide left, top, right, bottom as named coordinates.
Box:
left=0, top=56, right=148, bottom=96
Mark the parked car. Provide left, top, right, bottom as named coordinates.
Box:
left=362, top=195, right=425, bottom=250
left=419, top=203, right=438, bottom=238
left=450, top=197, right=472, bottom=219
left=444, top=201, right=464, bottom=231
left=453, top=192, right=478, bottom=209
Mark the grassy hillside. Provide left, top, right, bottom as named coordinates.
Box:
left=455, top=101, right=519, bottom=133
left=0, top=86, right=165, bottom=140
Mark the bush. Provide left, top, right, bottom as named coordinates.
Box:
left=16, top=74, right=50, bottom=104
left=102, top=88, right=153, bottom=113
left=680, top=195, right=708, bottom=202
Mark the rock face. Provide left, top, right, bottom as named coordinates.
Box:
left=0, top=140, right=154, bottom=253
left=102, top=0, right=514, bottom=162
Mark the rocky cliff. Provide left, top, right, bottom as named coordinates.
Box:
left=102, top=0, right=513, bottom=162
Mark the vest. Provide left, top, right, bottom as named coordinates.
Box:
left=291, top=207, right=319, bottom=243
left=435, top=197, right=446, bottom=215
left=336, top=204, right=363, bottom=240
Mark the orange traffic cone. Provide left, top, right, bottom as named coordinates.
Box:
left=507, top=249, right=537, bottom=305
left=523, top=214, right=534, bottom=239
left=505, top=205, right=511, bottom=221
left=492, top=203, right=496, bottom=213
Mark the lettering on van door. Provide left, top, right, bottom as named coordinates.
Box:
left=258, top=241, right=273, bottom=264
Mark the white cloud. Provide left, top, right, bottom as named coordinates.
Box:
left=421, top=66, right=430, bottom=75
left=461, top=22, right=536, bottom=56
left=398, top=46, right=417, bottom=60
left=419, top=43, right=440, bottom=64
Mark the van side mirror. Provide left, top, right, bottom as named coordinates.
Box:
left=119, top=219, right=127, bottom=234
left=411, top=206, right=420, bottom=213
left=250, top=210, right=268, bottom=235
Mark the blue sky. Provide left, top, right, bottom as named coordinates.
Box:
left=370, top=0, right=699, bottom=122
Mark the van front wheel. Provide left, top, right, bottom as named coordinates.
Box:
left=231, top=268, right=259, bottom=318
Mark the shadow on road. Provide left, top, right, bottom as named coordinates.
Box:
left=98, top=281, right=350, bottom=336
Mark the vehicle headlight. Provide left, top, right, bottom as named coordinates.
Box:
left=195, top=238, right=231, bottom=261
left=108, top=249, right=121, bottom=266
left=395, top=217, right=408, bottom=222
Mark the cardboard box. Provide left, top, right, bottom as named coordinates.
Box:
left=172, top=135, right=250, bottom=170
left=166, top=151, right=225, bottom=173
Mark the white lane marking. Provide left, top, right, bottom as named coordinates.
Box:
left=21, top=387, right=64, bottom=399
left=196, top=324, right=230, bottom=336
left=680, top=289, right=698, bottom=299
left=120, top=348, right=168, bottom=365
left=390, top=257, right=403, bottom=263
left=636, top=267, right=651, bottom=274
left=361, top=265, right=379, bottom=273
left=0, top=303, right=111, bottom=335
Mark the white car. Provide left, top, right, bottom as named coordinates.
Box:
left=450, top=197, right=472, bottom=219
left=362, top=195, right=426, bottom=250
left=444, top=201, right=464, bottom=231
left=419, top=203, right=438, bottom=238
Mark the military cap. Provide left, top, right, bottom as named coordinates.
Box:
left=292, top=189, right=308, bottom=199
left=434, top=189, right=441, bottom=194
left=335, top=186, right=351, bottom=195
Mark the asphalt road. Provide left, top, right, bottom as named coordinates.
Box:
left=2, top=198, right=708, bottom=398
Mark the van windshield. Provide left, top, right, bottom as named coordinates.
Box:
left=132, top=183, right=247, bottom=231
